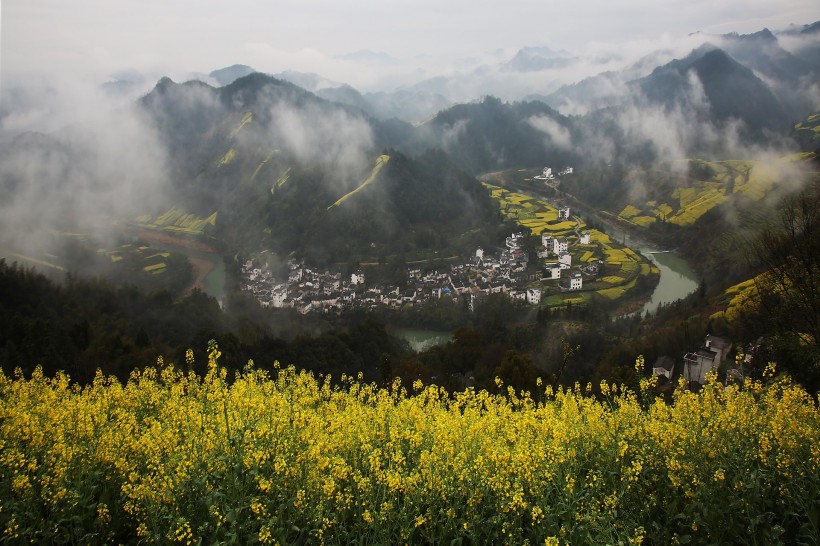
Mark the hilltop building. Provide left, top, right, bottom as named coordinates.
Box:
left=683, top=335, right=733, bottom=387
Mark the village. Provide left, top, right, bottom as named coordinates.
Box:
left=239, top=205, right=603, bottom=316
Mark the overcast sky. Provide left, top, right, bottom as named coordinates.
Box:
left=2, top=0, right=819, bottom=91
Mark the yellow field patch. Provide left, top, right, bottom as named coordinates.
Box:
left=217, top=148, right=237, bottom=167
left=589, top=230, right=611, bottom=244
left=652, top=203, right=674, bottom=218
left=627, top=216, right=656, bottom=227
left=143, top=262, right=166, bottom=273
left=229, top=111, right=253, bottom=138
left=8, top=253, right=66, bottom=271
left=618, top=204, right=642, bottom=219
left=328, top=155, right=391, bottom=210
left=138, top=207, right=218, bottom=235
left=598, top=286, right=626, bottom=299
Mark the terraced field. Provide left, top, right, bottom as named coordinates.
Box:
left=608, top=158, right=788, bottom=228
left=328, top=155, right=391, bottom=210
left=483, top=183, right=579, bottom=236
left=136, top=207, right=218, bottom=236
left=484, top=184, right=658, bottom=308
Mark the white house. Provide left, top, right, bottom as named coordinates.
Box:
left=553, top=238, right=568, bottom=255
left=558, top=253, right=572, bottom=269
left=705, top=335, right=732, bottom=363
left=509, top=289, right=527, bottom=302
left=544, top=263, right=561, bottom=280
left=535, top=167, right=555, bottom=180
left=541, top=233, right=552, bottom=249
left=506, top=232, right=524, bottom=251
left=526, top=288, right=542, bottom=305
left=579, top=231, right=591, bottom=245
left=475, top=247, right=484, bottom=260
left=271, top=287, right=288, bottom=308
left=558, top=207, right=571, bottom=220
left=683, top=348, right=717, bottom=386
left=570, top=272, right=583, bottom=290
left=652, top=356, right=675, bottom=380
left=684, top=335, right=733, bottom=387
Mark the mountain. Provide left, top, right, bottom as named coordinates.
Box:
left=501, top=47, right=576, bottom=72
left=535, top=49, right=680, bottom=114
left=315, top=85, right=373, bottom=114
left=273, top=70, right=452, bottom=124
left=635, top=46, right=790, bottom=139
left=411, top=96, right=579, bottom=174
left=360, top=89, right=453, bottom=124
left=209, top=64, right=257, bottom=86
left=136, top=73, right=496, bottom=262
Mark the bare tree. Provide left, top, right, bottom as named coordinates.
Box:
left=753, top=180, right=820, bottom=351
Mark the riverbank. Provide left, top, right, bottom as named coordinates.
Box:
left=479, top=173, right=700, bottom=314
left=130, top=230, right=226, bottom=305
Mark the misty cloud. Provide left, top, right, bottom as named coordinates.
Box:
left=0, top=80, right=171, bottom=255
left=528, top=115, right=572, bottom=150
left=263, top=100, right=375, bottom=185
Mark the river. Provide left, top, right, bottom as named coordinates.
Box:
left=144, top=239, right=226, bottom=307
left=393, top=328, right=453, bottom=352
left=636, top=250, right=699, bottom=315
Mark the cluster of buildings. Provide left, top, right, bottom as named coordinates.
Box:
left=533, top=166, right=574, bottom=183
left=652, top=334, right=760, bottom=390
left=239, top=227, right=597, bottom=315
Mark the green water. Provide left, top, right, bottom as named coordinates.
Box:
left=149, top=242, right=226, bottom=307
left=638, top=250, right=699, bottom=315
left=394, top=328, right=453, bottom=352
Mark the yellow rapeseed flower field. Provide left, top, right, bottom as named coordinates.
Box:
left=1, top=344, right=818, bottom=544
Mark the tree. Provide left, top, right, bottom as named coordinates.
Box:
left=752, top=181, right=820, bottom=386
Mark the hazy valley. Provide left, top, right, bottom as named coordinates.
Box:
left=3, top=5, right=820, bottom=543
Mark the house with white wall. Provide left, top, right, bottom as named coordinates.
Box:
left=652, top=356, right=675, bottom=380
left=506, top=232, right=524, bottom=251
left=558, top=253, right=572, bottom=269
left=569, top=272, right=583, bottom=290
left=543, top=263, right=561, bottom=280
left=526, top=288, right=542, bottom=305
left=683, top=335, right=733, bottom=387
left=541, top=233, right=552, bottom=249
left=580, top=232, right=591, bottom=244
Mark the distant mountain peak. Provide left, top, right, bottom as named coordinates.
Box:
left=209, top=65, right=257, bottom=87
left=723, top=28, right=777, bottom=42
left=154, top=76, right=176, bottom=92
left=502, top=47, right=575, bottom=72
